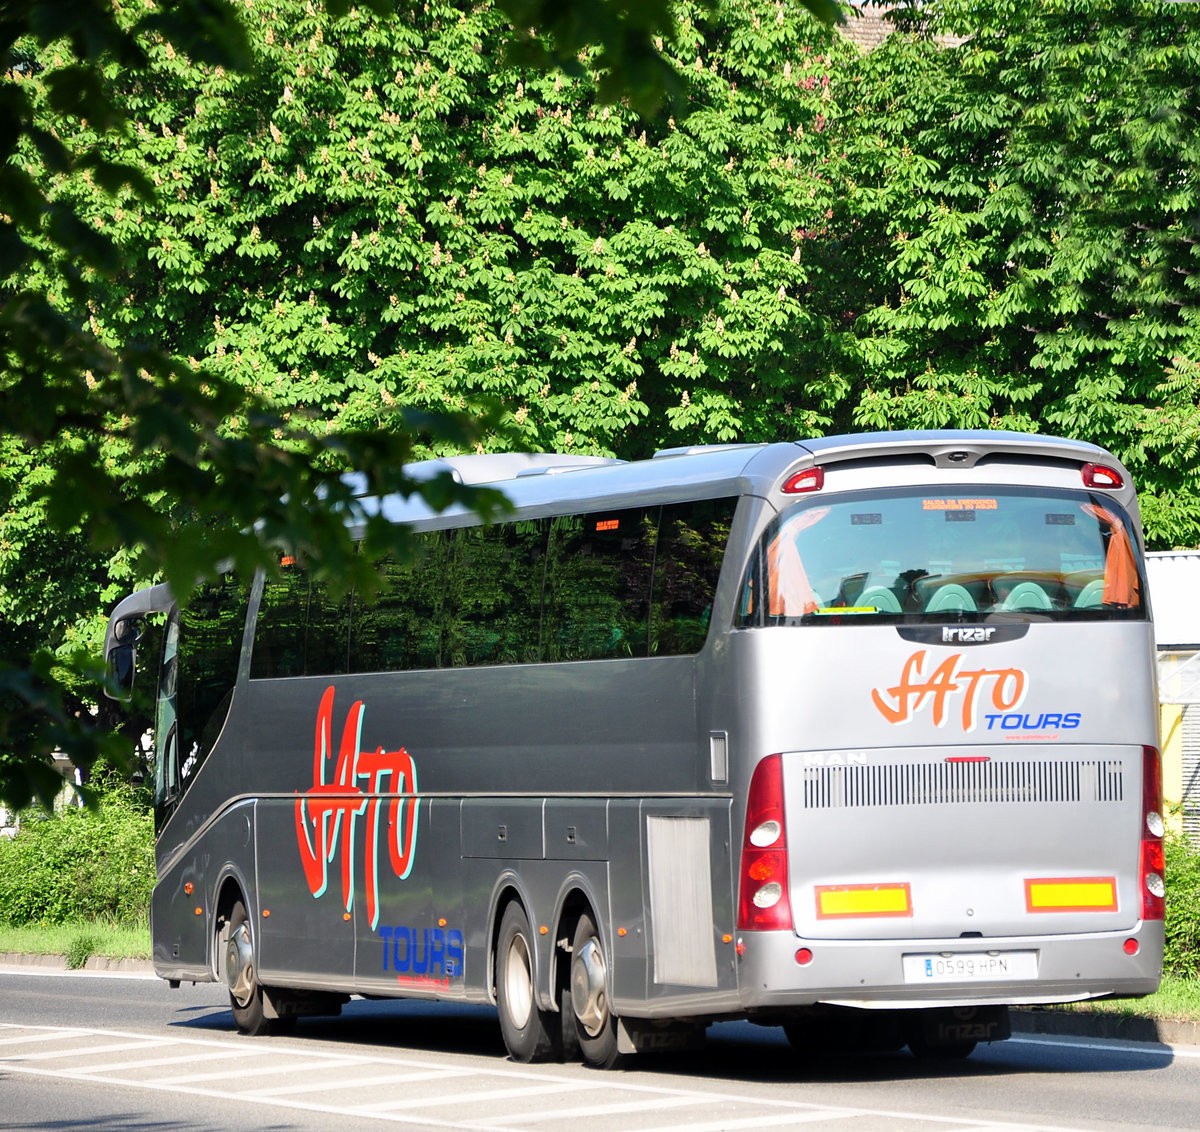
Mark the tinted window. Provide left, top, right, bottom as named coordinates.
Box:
left=351, top=541, right=448, bottom=673
left=442, top=520, right=550, bottom=667
left=250, top=497, right=736, bottom=677
left=251, top=562, right=352, bottom=678
left=739, top=486, right=1145, bottom=625
left=543, top=508, right=657, bottom=661
left=651, top=499, right=734, bottom=655
left=156, top=573, right=250, bottom=828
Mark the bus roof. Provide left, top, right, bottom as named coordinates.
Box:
left=355, top=431, right=1122, bottom=529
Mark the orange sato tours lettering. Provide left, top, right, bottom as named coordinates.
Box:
left=295, top=686, right=420, bottom=930
left=871, top=651, right=1026, bottom=731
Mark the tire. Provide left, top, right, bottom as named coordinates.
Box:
left=496, top=903, right=560, bottom=1062
left=224, top=899, right=273, bottom=1037
left=559, top=985, right=582, bottom=1062
left=570, top=912, right=623, bottom=1069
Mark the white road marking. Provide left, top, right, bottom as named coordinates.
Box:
left=70, top=1046, right=272, bottom=1074
left=3, top=1038, right=158, bottom=1061
left=244, top=1067, right=472, bottom=1096
left=359, top=1082, right=580, bottom=1112
left=155, top=1055, right=376, bottom=1084
left=645, top=1115, right=858, bottom=1132
left=1009, top=1035, right=1194, bottom=1057
left=0, top=1028, right=86, bottom=1046
left=487, top=1094, right=703, bottom=1124
left=0, top=965, right=158, bottom=980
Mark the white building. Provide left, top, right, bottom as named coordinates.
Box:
left=1147, top=551, right=1200, bottom=838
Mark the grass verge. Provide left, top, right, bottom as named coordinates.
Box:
left=0, top=921, right=151, bottom=962
left=1047, top=974, right=1200, bottom=1023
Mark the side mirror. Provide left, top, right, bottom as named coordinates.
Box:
left=105, top=617, right=143, bottom=700
left=106, top=641, right=136, bottom=700
left=103, top=583, right=173, bottom=702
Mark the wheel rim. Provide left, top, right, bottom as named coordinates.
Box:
left=225, top=922, right=255, bottom=1007
left=571, top=935, right=607, bottom=1038
left=504, top=933, right=534, bottom=1029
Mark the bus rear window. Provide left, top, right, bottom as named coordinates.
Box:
left=738, top=486, right=1145, bottom=625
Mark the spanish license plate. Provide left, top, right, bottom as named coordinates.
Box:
left=902, top=950, right=1038, bottom=984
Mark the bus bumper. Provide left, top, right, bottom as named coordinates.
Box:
left=734, top=922, right=1164, bottom=1010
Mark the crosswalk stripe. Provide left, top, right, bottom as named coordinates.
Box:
left=155, top=1055, right=372, bottom=1085
left=0, top=1039, right=155, bottom=1062
left=359, top=1081, right=580, bottom=1112
left=488, top=1094, right=703, bottom=1125
left=71, top=1047, right=272, bottom=1075
left=245, top=1067, right=473, bottom=1097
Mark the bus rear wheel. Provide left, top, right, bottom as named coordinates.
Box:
left=570, top=912, right=622, bottom=1069
left=496, top=903, right=560, bottom=1062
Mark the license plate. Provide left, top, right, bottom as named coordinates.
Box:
left=902, top=950, right=1038, bottom=984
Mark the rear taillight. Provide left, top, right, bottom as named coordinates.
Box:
left=738, top=755, right=793, bottom=930
left=1082, top=462, right=1123, bottom=489
left=782, top=466, right=824, bottom=494
left=1140, top=745, right=1165, bottom=921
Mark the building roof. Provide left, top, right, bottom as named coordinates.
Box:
left=1147, top=551, right=1200, bottom=650
left=839, top=3, right=967, bottom=52
left=840, top=5, right=897, bottom=52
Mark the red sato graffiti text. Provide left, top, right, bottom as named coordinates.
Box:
left=294, top=687, right=419, bottom=929
left=871, top=651, right=1026, bottom=731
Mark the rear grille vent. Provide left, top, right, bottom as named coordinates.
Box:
left=801, top=759, right=1124, bottom=809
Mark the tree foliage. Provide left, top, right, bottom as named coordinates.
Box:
left=841, top=0, right=1200, bottom=547
left=7, top=0, right=847, bottom=806
left=2, top=0, right=1198, bottom=805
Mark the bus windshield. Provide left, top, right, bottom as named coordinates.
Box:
left=739, top=485, right=1145, bottom=624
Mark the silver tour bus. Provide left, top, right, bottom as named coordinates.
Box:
left=105, top=431, right=1163, bottom=1065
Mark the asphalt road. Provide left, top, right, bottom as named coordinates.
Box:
left=1, top=967, right=1198, bottom=1131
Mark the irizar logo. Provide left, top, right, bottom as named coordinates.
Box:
left=804, top=752, right=869, bottom=767
left=942, top=626, right=996, bottom=643
left=937, top=1019, right=1005, bottom=1042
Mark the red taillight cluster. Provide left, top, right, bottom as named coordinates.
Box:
left=781, top=466, right=824, bottom=494
left=738, top=754, right=793, bottom=931
left=1140, top=745, right=1166, bottom=921
left=1082, top=462, right=1124, bottom=489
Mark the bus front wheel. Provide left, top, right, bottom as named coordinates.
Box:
left=225, top=899, right=272, bottom=1036
left=570, top=912, right=622, bottom=1069
left=496, top=903, right=560, bottom=1062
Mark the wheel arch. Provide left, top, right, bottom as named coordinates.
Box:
left=486, top=873, right=539, bottom=1008
left=552, top=878, right=606, bottom=1012
left=211, top=866, right=253, bottom=980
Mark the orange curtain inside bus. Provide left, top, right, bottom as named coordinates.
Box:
left=767, top=508, right=829, bottom=616
left=1080, top=503, right=1140, bottom=608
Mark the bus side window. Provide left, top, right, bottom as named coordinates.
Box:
left=251, top=562, right=351, bottom=678
left=158, top=573, right=249, bottom=828
left=351, top=531, right=450, bottom=672
left=544, top=508, right=657, bottom=661
left=650, top=499, right=735, bottom=655
left=442, top=520, right=550, bottom=667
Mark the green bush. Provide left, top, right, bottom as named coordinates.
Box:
left=1166, top=830, right=1200, bottom=978
left=0, top=784, right=153, bottom=928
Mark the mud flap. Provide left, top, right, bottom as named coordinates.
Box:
left=617, top=1018, right=707, bottom=1054
left=262, top=986, right=349, bottom=1019
left=908, top=1004, right=1011, bottom=1048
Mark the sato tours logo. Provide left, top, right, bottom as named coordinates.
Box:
left=870, top=651, right=1081, bottom=734
left=294, top=687, right=420, bottom=930
left=379, top=924, right=465, bottom=987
